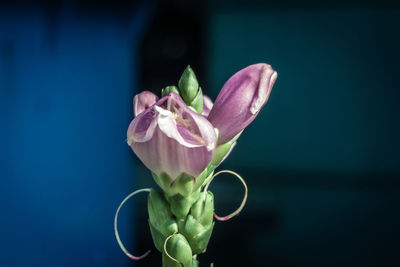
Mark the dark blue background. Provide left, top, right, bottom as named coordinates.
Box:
left=0, top=1, right=154, bottom=266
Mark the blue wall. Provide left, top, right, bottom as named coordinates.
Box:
left=0, top=2, right=152, bottom=266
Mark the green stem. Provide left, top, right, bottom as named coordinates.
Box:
left=192, top=255, right=199, bottom=267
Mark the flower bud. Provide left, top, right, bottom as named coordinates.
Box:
left=207, top=63, right=277, bottom=145
left=178, top=66, right=203, bottom=114
left=188, top=87, right=204, bottom=114
left=179, top=191, right=215, bottom=254
left=178, top=66, right=199, bottom=103
left=162, top=233, right=193, bottom=267
left=162, top=85, right=180, bottom=97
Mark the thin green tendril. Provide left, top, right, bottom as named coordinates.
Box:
left=164, top=232, right=184, bottom=267
left=114, top=188, right=151, bottom=260
left=203, top=170, right=248, bottom=221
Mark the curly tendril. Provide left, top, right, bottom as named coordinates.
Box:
left=203, top=170, right=248, bottom=221
left=114, top=188, right=151, bottom=260
left=164, top=232, right=184, bottom=267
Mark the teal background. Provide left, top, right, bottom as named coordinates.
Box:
left=200, top=5, right=400, bottom=267
left=207, top=9, right=400, bottom=174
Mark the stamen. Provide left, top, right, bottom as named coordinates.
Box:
left=114, top=188, right=151, bottom=260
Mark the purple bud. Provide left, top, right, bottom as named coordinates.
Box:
left=201, top=95, right=213, bottom=117
left=208, top=63, right=277, bottom=145
left=133, top=91, right=159, bottom=117
left=127, top=93, right=217, bottom=181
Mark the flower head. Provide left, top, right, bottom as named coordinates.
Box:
left=127, top=92, right=216, bottom=183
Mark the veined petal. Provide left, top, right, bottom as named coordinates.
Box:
left=127, top=108, right=157, bottom=144
left=208, top=63, right=277, bottom=145
left=131, top=126, right=214, bottom=180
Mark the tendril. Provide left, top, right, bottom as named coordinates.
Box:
left=203, top=170, right=248, bottom=221
left=163, top=232, right=184, bottom=267
left=114, top=188, right=151, bottom=260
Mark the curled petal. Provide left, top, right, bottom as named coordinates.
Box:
left=133, top=91, right=158, bottom=117
left=208, top=63, right=277, bottom=145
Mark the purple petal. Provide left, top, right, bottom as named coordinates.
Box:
left=133, top=91, right=159, bottom=117
left=127, top=107, right=157, bottom=144
left=208, top=63, right=277, bottom=145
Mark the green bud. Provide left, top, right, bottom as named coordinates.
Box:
left=162, top=233, right=193, bottom=267
left=180, top=191, right=215, bottom=254
left=189, top=87, right=203, bottom=114
left=162, top=85, right=180, bottom=97
left=178, top=66, right=199, bottom=105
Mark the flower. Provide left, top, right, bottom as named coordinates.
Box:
left=207, top=63, right=277, bottom=145
left=127, top=63, right=277, bottom=196
left=127, top=92, right=217, bottom=183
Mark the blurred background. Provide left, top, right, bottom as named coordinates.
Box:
left=1, top=0, right=399, bottom=266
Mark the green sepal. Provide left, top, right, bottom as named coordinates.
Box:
left=152, top=172, right=194, bottom=198
left=211, top=140, right=235, bottom=167
left=152, top=168, right=214, bottom=198
left=169, top=189, right=201, bottom=219
left=186, top=221, right=215, bottom=255
left=148, top=188, right=173, bottom=224
left=148, top=189, right=178, bottom=252
left=162, top=85, right=180, bottom=97
left=190, top=191, right=214, bottom=227
left=189, top=87, right=203, bottom=114
left=178, top=65, right=199, bottom=105
left=162, top=233, right=193, bottom=267
left=192, top=168, right=212, bottom=193
left=148, top=219, right=174, bottom=252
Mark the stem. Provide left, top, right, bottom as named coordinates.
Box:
left=192, top=255, right=199, bottom=267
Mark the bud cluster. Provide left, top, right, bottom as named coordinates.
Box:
left=161, top=66, right=204, bottom=114
left=148, top=188, right=214, bottom=267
